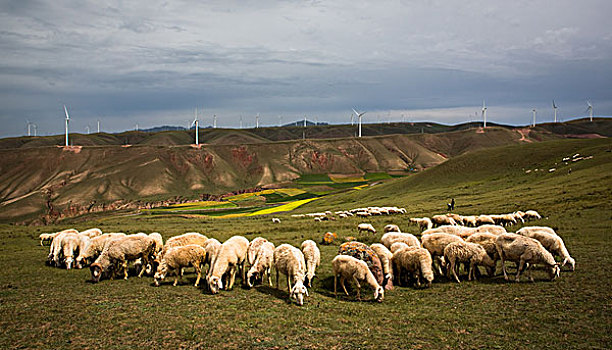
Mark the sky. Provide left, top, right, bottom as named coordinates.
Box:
left=1, top=0, right=611, bottom=137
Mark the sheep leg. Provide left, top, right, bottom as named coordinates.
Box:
left=228, top=266, right=237, bottom=290
left=194, top=264, right=202, bottom=287
left=173, top=274, right=179, bottom=286
left=275, top=268, right=279, bottom=289
left=451, top=259, right=461, bottom=283
left=286, top=275, right=291, bottom=292
left=340, top=277, right=349, bottom=296
left=469, top=262, right=477, bottom=281
left=500, top=253, right=509, bottom=281
left=121, top=261, right=129, bottom=280
left=526, top=263, right=535, bottom=283
left=266, top=268, right=272, bottom=287
left=353, top=276, right=361, bottom=301
left=515, top=259, right=525, bottom=282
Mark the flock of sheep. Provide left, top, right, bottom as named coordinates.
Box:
left=39, top=208, right=575, bottom=305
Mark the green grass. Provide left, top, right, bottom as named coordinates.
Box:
left=0, top=138, right=610, bottom=349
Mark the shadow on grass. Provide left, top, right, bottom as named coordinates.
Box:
left=253, top=285, right=293, bottom=304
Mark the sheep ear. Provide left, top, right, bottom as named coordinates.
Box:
left=218, top=279, right=223, bottom=289
left=305, top=288, right=309, bottom=297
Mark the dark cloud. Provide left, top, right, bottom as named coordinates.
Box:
left=0, top=1, right=610, bottom=137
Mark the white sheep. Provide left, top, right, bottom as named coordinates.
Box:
left=517, top=230, right=575, bottom=271
left=90, top=234, right=156, bottom=282
left=516, top=226, right=558, bottom=236
left=523, top=210, right=542, bottom=220
left=61, top=233, right=84, bottom=270
left=154, top=244, right=207, bottom=287
left=273, top=244, right=309, bottom=306
left=462, top=216, right=477, bottom=227
left=422, top=225, right=475, bottom=239
left=207, top=236, right=249, bottom=294
left=391, top=247, right=434, bottom=287
left=39, top=228, right=78, bottom=246
left=247, top=237, right=268, bottom=266
left=495, top=233, right=560, bottom=282
left=381, top=232, right=421, bottom=249
left=383, top=224, right=401, bottom=233
left=409, top=217, right=433, bottom=231
left=301, top=240, right=321, bottom=288
left=163, top=232, right=208, bottom=253
left=389, top=242, right=411, bottom=253
left=76, top=233, right=126, bottom=268
left=474, top=224, right=507, bottom=236
left=79, top=228, right=103, bottom=239
left=443, top=240, right=495, bottom=283
left=272, top=218, right=281, bottom=224
left=246, top=241, right=275, bottom=287
left=421, top=232, right=464, bottom=275
left=431, top=214, right=457, bottom=227
left=446, top=213, right=465, bottom=226
left=47, top=229, right=78, bottom=264
left=370, top=243, right=394, bottom=287
left=331, top=255, right=384, bottom=302
left=465, top=232, right=499, bottom=264
left=357, top=223, right=376, bottom=234
left=476, top=215, right=496, bottom=226
left=203, top=238, right=222, bottom=274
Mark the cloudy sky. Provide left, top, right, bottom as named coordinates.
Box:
left=1, top=0, right=611, bottom=137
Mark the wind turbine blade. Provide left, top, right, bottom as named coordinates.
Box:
left=63, top=105, right=70, bottom=120
left=352, top=108, right=359, bottom=116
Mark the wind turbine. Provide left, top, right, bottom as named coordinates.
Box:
left=240, top=115, right=243, bottom=129
left=350, top=113, right=354, bottom=126
left=481, top=101, right=487, bottom=128
left=213, top=114, right=217, bottom=129
left=63, top=105, right=70, bottom=146
left=352, top=108, right=366, bottom=137
left=552, top=100, right=558, bottom=123
left=97, top=119, right=100, bottom=133
left=278, top=115, right=282, bottom=127
left=26, top=120, right=32, bottom=136
left=586, top=101, right=593, bottom=122
left=532, top=108, right=537, bottom=127
left=256, top=113, right=259, bottom=128
left=32, top=123, right=37, bottom=136
left=85, top=125, right=90, bottom=134
left=192, top=108, right=199, bottom=145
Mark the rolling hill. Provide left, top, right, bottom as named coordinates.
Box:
left=0, top=119, right=609, bottom=224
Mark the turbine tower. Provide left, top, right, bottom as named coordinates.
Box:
left=97, top=119, right=100, bottom=133
left=33, top=123, right=37, bottom=136
left=587, top=101, right=593, bottom=122
left=350, top=113, right=354, bottom=126
left=352, top=108, right=366, bottom=138
left=86, top=125, right=90, bottom=134
left=481, top=100, right=487, bottom=128
left=240, top=115, right=243, bottom=129
left=256, top=113, right=259, bottom=128
left=532, top=108, right=537, bottom=127
left=27, top=120, right=32, bottom=136
left=192, top=108, right=199, bottom=145
left=553, top=100, right=558, bottom=123
left=213, top=114, right=217, bottom=129
left=63, top=105, right=70, bottom=146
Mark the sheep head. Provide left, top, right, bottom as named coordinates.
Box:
left=64, top=256, right=74, bottom=270
left=374, top=285, right=384, bottom=302
left=548, top=264, right=561, bottom=281
left=246, top=270, right=258, bottom=288
left=290, top=280, right=308, bottom=306
left=90, top=263, right=103, bottom=283
left=563, top=257, right=576, bottom=272
left=208, top=276, right=222, bottom=294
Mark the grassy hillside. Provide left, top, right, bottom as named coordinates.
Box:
left=0, top=137, right=609, bottom=348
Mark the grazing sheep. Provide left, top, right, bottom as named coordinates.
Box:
left=421, top=233, right=464, bottom=275
left=495, top=233, right=560, bottom=282
left=516, top=226, right=558, bottom=236
left=163, top=232, right=208, bottom=253
left=154, top=244, right=207, bottom=287
left=466, top=232, right=499, bottom=264
left=79, top=228, right=103, bottom=239
left=301, top=240, right=321, bottom=288
left=489, top=214, right=517, bottom=227
left=517, top=230, right=575, bottom=271
left=474, top=225, right=507, bottom=236
left=476, top=215, right=496, bottom=226
left=446, top=213, right=465, bottom=226
left=391, top=247, right=434, bottom=287
left=39, top=228, right=78, bottom=246
left=462, top=216, right=477, bottom=227
left=332, top=255, right=384, bottom=302
left=523, top=210, right=542, bottom=221
left=46, top=229, right=79, bottom=264
left=273, top=244, right=309, bottom=306
left=203, top=238, right=222, bottom=274
left=443, top=241, right=495, bottom=283
left=207, top=236, right=249, bottom=294
left=422, top=225, right=474, bottom=239
left=61, top=233, right=83, bottom=270
left=409, top=217, right=433, bottom=231
left=381, top=232, right=421, bottom=249
left=272, top=218, right=281, bottom=224
left=357, top=223, right=376, bottom=234
left=370, top=243, right=394, bottom=289
left=247, top=237, right=268, bottom=266
left=338, top=242, right=385, bottom=286
left=431, top=215, right=457, bottom=227
left=246, top=241, right=275, bottom=288
left=384, top=224, right=401, bottom=233
left=76, top=233, right=126, bottom=268
left=390, top=242, right=411, bottom=253
left=90, top=234, right=156, bottom=282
